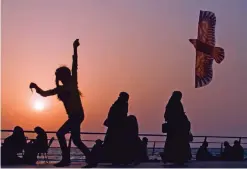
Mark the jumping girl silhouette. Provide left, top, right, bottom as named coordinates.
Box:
left=30, top=39, right=95, bottom=167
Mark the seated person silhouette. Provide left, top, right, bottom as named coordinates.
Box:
left=91, top=139, right=103, bottom=164
left=23, top=127, right=48, bottom=165
left=1, top=126, right=27, bottom=165
left=140, top=137, right=149, bottom=162
left=31, top=127, right=48, bottom=154
left=232, top=140, right=244, bottom=161
left=123, top=115, right=141, bottom=165
left=196, top=141, right=213, bottom=161
left=221, top=141, right=233, bottom=161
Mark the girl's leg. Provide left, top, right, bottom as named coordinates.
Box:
left=70, top=117, right=91, bottom=159
left=54, top=119, right=71, bottom=166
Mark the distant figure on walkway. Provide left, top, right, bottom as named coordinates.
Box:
left=124, top=115, right=142, bottom=165
left=29, top=39, right=95, bottom=167
left=196, top=141, right=213, bottom=161
left=103, top=92, right=129, bottom=164
left=221, top=141, right=233, bottom=161
left=161, top=91, right=191, bottom=165
left=1, top=126, right=27, bottom=165
left=91, top=139, right=103, bottom=164
left=140, top=137, right=149, bottom=162
left=232, top=140, right=244, bottom=161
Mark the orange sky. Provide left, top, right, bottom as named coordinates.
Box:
left=1, top=0, right=247, bottom=136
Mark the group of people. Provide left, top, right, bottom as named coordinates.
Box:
left=90, top=134, right=149, bottom=165
left=2, top=39, right=243, bottom=167
left=27, top=39, right=150, bottom=167
left=196, top=140, right=244, bottom=161
left=1, top=126, right=48, bottom=165
left=100, top=92, right=149, bottom=165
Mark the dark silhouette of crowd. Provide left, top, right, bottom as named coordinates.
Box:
left=195, top=140, right=244, bottom=161
left=221, top=141, right=244, bottom=161
left=2, top=90, right=246, bottom=167
left=1, top=126, right=27, bottom=165
left=1, top=39, right=245, bottom=167
left=1, top=92, right=149, bottom=167
left=1, top=126, right=48, bottom=165
left=102, top=92, right=142, bottom=165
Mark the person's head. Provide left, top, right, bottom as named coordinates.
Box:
left=234, top=140, right=240, bottom=146
left=55, top=66, right=81, bottom=100
left=55, top=66, right=72, bottom=86
left=166, top=91, right=182, bottom=107
left=202, top=141, right=208, bottom=148
left=142, top=137, right=148, bottom=143
left=127, top=115, right=138, bottom=124
left=172, top=91, right=182, bottom=101
left=95, top=139, right=103, bottom=146
left=34, top=126, right=45, bottom=135
left=118, top=92, right=129, bottom=102
left=13, top=126, right=24, bottom=137
left=224, top=141, right=230, bottom=147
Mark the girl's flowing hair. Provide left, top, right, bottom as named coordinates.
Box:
left=55, top=66, right=82, bottom=101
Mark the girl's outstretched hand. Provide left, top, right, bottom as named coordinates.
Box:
left=73, top=39, right=80, bottom=48
left=29, top=82, right=37, bottom=92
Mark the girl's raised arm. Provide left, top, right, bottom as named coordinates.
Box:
left=72, top=39, right=80, bottom=85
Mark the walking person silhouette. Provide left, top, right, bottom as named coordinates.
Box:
left=29, top=39, right=95, bottom=167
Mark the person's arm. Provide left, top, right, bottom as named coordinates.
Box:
left=36, top=86, right=59, bottom=97
left=72, top=39, right=80, bottom=85
left=124, top=103, right=128, bottom=116
left=164, top=108, right=169, bottom=121
left=30, top=83, right=61, bottom=97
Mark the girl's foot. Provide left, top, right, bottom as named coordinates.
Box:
left=82, top=163, right=98, bottom=168
left=54, top=160, right=71, bottom=167
left=84, top=156, right=98, bottom=168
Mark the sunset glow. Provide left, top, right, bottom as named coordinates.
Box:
left=2, top=0, right=247, bottom=136
left=30, top=94, right=47, bottom=112
left=33, top=100, right=45, bottom=112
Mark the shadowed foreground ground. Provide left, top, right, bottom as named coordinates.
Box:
left=2, top=161, right=247, bottom=168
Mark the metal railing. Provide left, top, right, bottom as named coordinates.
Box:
left=2, top=130, right=247, bottom=161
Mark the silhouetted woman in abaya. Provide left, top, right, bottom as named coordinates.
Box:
left=162, top=91, right=191, bottom=165
left=103, top=92, right=129, bottom=164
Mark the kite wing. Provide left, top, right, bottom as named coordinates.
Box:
left=195, top=51, right=213, bottom=88
left=197, top=10, right=216, bottom=46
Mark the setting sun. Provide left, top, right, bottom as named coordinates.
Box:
left=33, top=100, right=45, bottom=111
left=30, top=94, right=47, bottom=112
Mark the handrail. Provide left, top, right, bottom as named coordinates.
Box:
left=3, top=138, right=246, bottom=145
left=2, top=130, right=247, bottom=139
left=2, top=129, right=246, bottom=162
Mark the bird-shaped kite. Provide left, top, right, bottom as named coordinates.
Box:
left=189, top=10, right=225, bottom=88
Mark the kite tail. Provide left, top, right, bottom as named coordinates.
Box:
left=213, top=47, right=225, bottom=64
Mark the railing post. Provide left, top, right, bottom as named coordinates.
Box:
left=152, top=141, right=156, bottom=156
left=220, top=143, right=223, bottom=155
left=68, top=134, right=72, bottom=154
left=204, top=136, right=207, bottom=142
left=239, top=137, right=242, bottom=143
